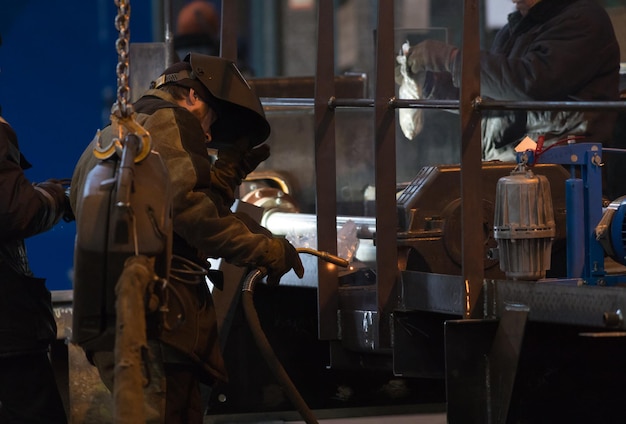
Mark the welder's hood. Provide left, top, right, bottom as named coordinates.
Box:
left=186, top=53, right=270, bottom=146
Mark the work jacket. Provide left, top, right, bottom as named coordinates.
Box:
left=0, top=118, right=59, bottom=357
left=70, top=90, right=278, bottom=383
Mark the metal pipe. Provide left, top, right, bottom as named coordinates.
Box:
left=475, top=99, right=626, bottom=112
left=261, top=97, right=459, bottom=110
left=262, top=210, right=376, bottom=238
left=261, top=97, right=315, bottom=109
left=261, top=97, right=626, bottom=112
left=330, top=98, right=375, bottom=108
left=162, top=0, right=175, bottom=66
left=392, top=98, right=460, bottom=110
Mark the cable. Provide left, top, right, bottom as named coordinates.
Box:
left=242, top=287, right=318, bottom=424
left=240, top=249, right=349, bottom=424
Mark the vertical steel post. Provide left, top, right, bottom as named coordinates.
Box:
left=374, top=0, right=399, bottom=348
left=581, top=149, right=606, bottom=280
left=314, top=0, right=339, bottom=340
left=163, top=0, right=175, bottom=66
left=459, top=0, right=484, bottom=318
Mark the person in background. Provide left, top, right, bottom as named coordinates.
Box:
left=174, top=0, right=221, bottom=59
left=70, top=53, right=304, bottom=424
left=397, top=0, right=621, bottom=162
left=0, top=110, right=71, bottom=422
left=173, top=0, right=253, bottom=76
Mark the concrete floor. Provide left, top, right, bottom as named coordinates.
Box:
left=207, top=413, right=447, bottom=424
left=205, top=405, right=447, bottom=424
left=284, top=412, right=447, bottom=424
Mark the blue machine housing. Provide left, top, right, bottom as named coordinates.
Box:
left=517, top=143, right=626, bottom=286
left=0, top=1, right=154, bottom=291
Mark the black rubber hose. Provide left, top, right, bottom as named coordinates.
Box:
left=241, top=269, right=319, bottom=424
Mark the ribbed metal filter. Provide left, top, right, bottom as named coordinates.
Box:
left=494, top=167, right=556, bottom=280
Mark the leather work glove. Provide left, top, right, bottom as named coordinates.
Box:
left=396, top=60, right=428, bottom=90
left=214, top=142, right=270, bottom=180
left=264, top=238, right=305, bottom=287
left=240, top=143, right=270, bottom=176
left=406, top=40, right=459, bottom=75
left=33, top=179, right=71, bottom=227
left=62, top=191, right=75, bottom=222
left=46, top=178, right=75, bottom=222
left=55, top=178, right=75, bottom=222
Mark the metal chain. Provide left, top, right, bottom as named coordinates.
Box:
left=112, top=0, right=132, bottom=119
left=93, top=0, right=151, bottom=162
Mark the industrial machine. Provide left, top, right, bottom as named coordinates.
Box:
left=211, top=127, right=626, bottom=423
left=7, top=1, right=624, bottom=422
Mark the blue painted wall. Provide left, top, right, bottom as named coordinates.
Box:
left=0, top=0, right=154, bottom=291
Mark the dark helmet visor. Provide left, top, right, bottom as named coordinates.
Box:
left=185, top=53, right=270, bottom=146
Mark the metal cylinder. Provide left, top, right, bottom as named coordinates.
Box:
left=565, top=178, right=585, bottom=278
left=262, top=210, right=377, bottom=238
left=493, top=167, right=556, bottom=280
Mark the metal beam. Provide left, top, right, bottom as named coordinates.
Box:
left=373, top=0, right=400, bottom=348
left=314, top=0, right=339, bottom=340
left=459, top=0, right=484, bottom=319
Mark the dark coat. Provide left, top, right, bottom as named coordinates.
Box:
left=0, top=118, right=59, bottom=356
left=481, top=0, right=620, bottom=160
left=435, top=0, right=621, bottom=161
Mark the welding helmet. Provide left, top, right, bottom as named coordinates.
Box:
left=152, top=53, right=270, bottom=146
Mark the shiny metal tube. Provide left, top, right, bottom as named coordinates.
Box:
left=261, top=210, right=377, bottom=238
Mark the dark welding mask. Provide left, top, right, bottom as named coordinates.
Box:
left=152, top=53, right=270, bottom=147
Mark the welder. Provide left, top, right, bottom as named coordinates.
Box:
left=70, top=53, right=304, bottom=423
